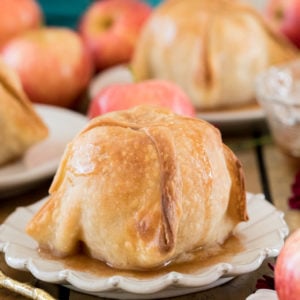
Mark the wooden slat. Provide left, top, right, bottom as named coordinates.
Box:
left=69, top=290, right=102, bottom=300
left=263, top=144, right=300, bottom=233
left=0, top=179, right=51, bottom=223
left=236, top=149, right=263, bottom=195
left=225, top=139, right=263, bottom=195
left=34, top=281, right=60, bottom=299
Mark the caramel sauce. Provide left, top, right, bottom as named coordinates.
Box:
left=39, top=235, right=244, bottom=279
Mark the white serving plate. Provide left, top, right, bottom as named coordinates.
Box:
left=0, top=104, right=88, bottom=197
left=0, top=193, right=288, bottom=299
left=197, top=105, right=264, bottom=126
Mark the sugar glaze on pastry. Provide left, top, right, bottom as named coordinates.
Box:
left=26, top=105, right=248, bottom=270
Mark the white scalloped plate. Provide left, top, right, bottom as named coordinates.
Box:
left=0, top=193, right=288, bottom=299
left=0, top=104, right=88, bottom=197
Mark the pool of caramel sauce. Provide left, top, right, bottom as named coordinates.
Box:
left=39, top=235, right=244, bottom=279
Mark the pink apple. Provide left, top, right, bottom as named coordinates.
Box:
left=0, top=0, right=43, bottom=49
left=87, top=79, right=196, bottom=118
left=265, top=0, right=300, bottom=48
left=78, top=0, right=152, bottom=71
left=275, top=228, right=300, bottom=300
left=1, top=27, right=93, bottom=108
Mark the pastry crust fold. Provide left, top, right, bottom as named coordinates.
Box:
left=0, top=60, right=48, bottom=165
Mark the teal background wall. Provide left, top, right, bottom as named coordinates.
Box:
left=37, top=0, right=162, bottom=28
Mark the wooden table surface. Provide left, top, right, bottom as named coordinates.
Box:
left=0, top=120, right=299, bottom=300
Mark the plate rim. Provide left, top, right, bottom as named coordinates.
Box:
left=197, top=105, right=264, bottom=125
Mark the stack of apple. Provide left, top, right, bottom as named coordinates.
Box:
left=0, top=0, right=92, bottom=108
left=78, top=0, right=195, bottom=117
left=0, top=0, right=194, bottom=117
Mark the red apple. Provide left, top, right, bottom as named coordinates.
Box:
left=78, top=0, right=152, bottom=71
left=88, top=80, right=196, bottom=118
left=275, top=228, right=300, bottom=300
left=1, top=27, right=93, bottom=107
left=0, top=0, right=43, bottom=49
left=265, top=0, right=300, bottom=48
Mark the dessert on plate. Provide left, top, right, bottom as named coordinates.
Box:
left=0, top=60, right=48, bottom=166
left=131, top=0, right=299, bottom=111
left=27, top=105, right=248, bottom=271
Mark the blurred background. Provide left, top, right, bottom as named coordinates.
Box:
left=37, top=0, right=162, bottom=28
left=37, top=0, right=267, bottom=28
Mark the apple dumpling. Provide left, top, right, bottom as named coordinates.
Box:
left=26, top=105, right=248, bottom=270
left=131, top=0, right=299, bottom=110
left=0, top=60, right=48, bottom=166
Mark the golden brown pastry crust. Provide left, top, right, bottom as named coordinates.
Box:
left=26, top=105, right=247, bottom=270
left=131, top=0, right=299, bottom=110
left=0, top=60, right=48, bottom=165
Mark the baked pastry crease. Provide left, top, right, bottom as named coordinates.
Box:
left=26, top=105, right=247, bottom=270
left=131, top=0, right=299, bottom=110
left=0, top=60, right=48, bottom=165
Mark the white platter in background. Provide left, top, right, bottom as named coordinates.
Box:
left=197, top=105, right=265, bottom=126
left=0, top=104, right=88, bottom=197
